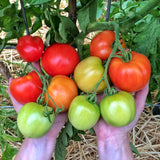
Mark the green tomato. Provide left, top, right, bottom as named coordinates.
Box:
left=68, top=95, right=100, bottom=130
left=17, top=102, right=55, bottom=138
left=100, top=91, right=136, bottom=127
left=74, top=56, right=106, bottom=93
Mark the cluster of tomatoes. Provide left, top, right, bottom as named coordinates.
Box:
left=9, top=31, right=151, bottom=138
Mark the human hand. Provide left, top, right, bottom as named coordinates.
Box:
left=94, top=83, right=149, bottom=160
left=8, top=61, right=68, bottom=160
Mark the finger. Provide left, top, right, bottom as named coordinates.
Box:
left=32, top=60, right=42, bottom=73
left=134, top=83, right=149, bottom=118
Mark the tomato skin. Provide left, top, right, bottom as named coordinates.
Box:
left=17, top=35, right=44, bottom=62
left=9, top=71, right=42, bottom=104
left=100, top=91, right=136, bottom=127
left=89, top=31, right=115, bottom=60
left=44, top=75, right=78, bottom=112
left=68, top=95, right=100, bottom=130
left=17, top=102, right=55, bottom=138
left=74, top=56, right=106, bottom=93
left=108, top=51, right=151, bottom=92
left=41, top=43, right=79, bottom=76
left=119, top=38, right=126, bottom=49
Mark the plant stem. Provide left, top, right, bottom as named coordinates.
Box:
left=68, top=0, right=77, bottom=23
left=20, top=0, right=30, bottom=35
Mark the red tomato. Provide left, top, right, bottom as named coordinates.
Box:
left=41, top=43, right=79, bottom=76
left=44, top=75, right=78, bottom=112
left=108, top=51, right=151, bottom=92
left=9, top=71, right=43, bottom=104
left=17, top=35, right=44, bottom=62
left=89, top=31, right=115, bottom=60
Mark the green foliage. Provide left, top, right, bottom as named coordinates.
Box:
left=130, top=142, right=141, bottom=156
left=0, top=0, right=160, bottom=159
left=1, top=143, right=18, bottom=160
left=55, top=121, right=85, bottom=160
left=0, top=107, right=23, bottom=159
left=77, top=0, right=97, bottom=32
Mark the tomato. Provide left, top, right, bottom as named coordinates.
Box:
left=108, top=51, right=151, bottom=92
left=44, top=75, right=78, bottom=112
left=74, top=56, right=106, bottom=93
left=119, top=38, right=126, bottom=49
left=100, top=91, right=136, bottom=127
left=41, top=43, right=79, bottom=76
left=17, top=102, right=55, bottom=138
left=68, top=95, right=100, bottom=130
left=89, top=31, right=115, bottom=60
left=17, top=35, right=44, bottom=62
left=9, top=71, right=42, bottom=104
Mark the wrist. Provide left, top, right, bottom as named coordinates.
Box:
left=96, top=134, right=134, bottom=160
left=15, top=137, right=56, bottom=160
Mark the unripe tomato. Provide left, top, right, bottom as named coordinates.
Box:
left=17, top=35, right=44, bottom=62
left=74, top=56, right=106, bottom=93
left=41, top=43, right=79, bottom=76
left=9, top=71, right=42, bottom=104
left=108, top=51, right=151, bottom=92
left=44, top=75, right=78, bottom=112
left=100, top=91, right=136, bottom=127
left=89, top=31, right=115, bottom=60
left=17, top=102, right=55, bottom=138
left=68, top=95, right=100, bottom=130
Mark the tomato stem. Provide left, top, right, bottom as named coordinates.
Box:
left=29, top=63, right=63, bottom=115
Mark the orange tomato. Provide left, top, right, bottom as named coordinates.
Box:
left=44, top=75, right=78, bottom=112
left=120, top=38, right=126, bottom=49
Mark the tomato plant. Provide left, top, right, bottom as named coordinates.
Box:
left=68, top=95, right=100, bottom=130
left=17, top=102, right=55, bottom=138
left=16, top=35, right=44, bottom=62
left=100, top=91, right=136, bottom=127
left=9, top=71, right=43, bottom=104
left=108, top=51, right=151, bottom=92
left=74, top=56, right=106, bottom=93
left=44, top=75, right=78, bottom=112
left=41, top=43, right=79, bottom=76
left=89, top=30, right=115, bottom=60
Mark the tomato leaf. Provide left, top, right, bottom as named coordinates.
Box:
left=1, top=143, right=18, bottom=160
left=58, top=16, right=79, bottom=43
left=30, top=17, right=42, bottom=34
left=77, top=0, right=97, bottom=32
left=23, top=0, right=52, bottom=5
left=133, top=16, right=160, bottom=57
left=55, top=121, right=72, bottom=160
left=2, top=134, right=21, bottom=142
left=130, top=142, right=141, bottom=156
left=65, top=121, right=73, bottom=138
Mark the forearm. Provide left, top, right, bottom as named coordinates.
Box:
left=15, top=137, right=56, bottom=160
left=96, top=134, right=134, bottom=160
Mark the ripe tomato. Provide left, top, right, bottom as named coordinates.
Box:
left=68, top=95, right=100, bottom=130
left=41, top=43, right=79, bottom=76
left=74, top=56, right=106, bottom=93
left=108, top=51, right=151, bottom=92
left=44, top=75, right=78, bottom=112
left=17, top=102, right=55, bottom=138
left=17, top=35, right=44, bottom=62
left=119, top=38, right=126, bottom=49
left=9, top=71, right=42, bottom=104
left=100, top=91, right=136, bottom=127
left=89, top=30, right=115, bottom=60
